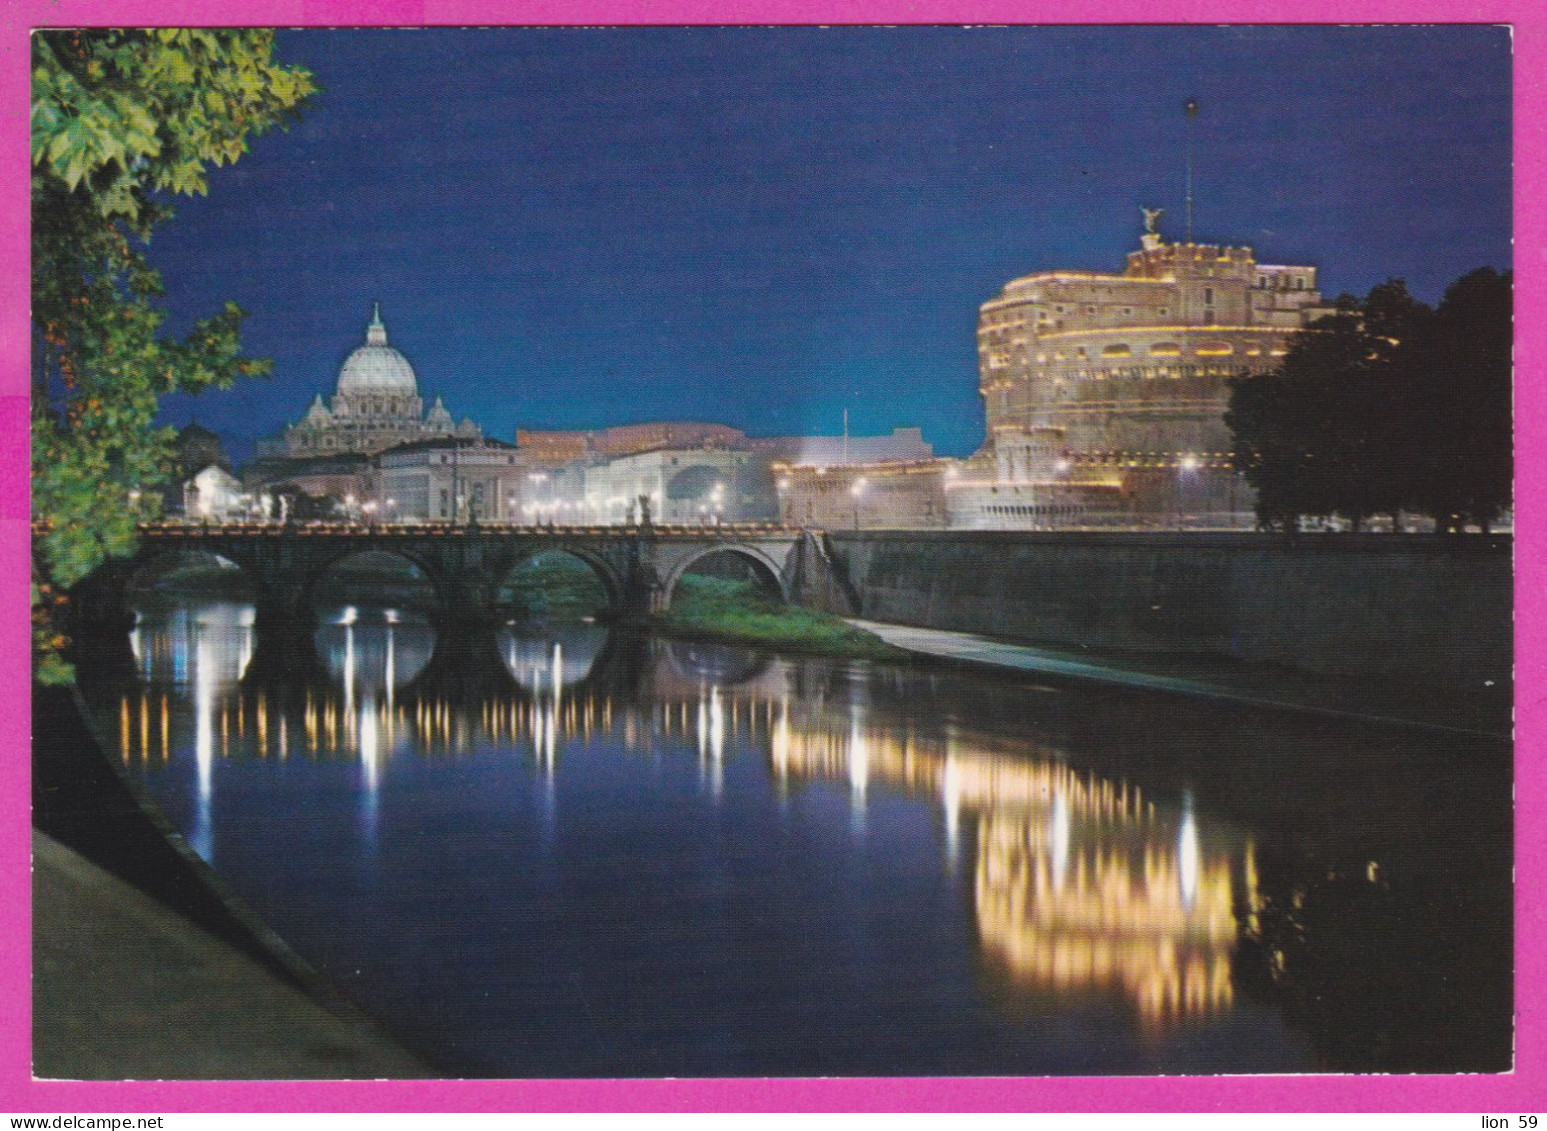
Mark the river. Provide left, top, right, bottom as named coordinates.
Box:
left=74, top=594, right=1512, bottom=1077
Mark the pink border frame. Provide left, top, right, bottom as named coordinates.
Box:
left=2, top=2, right=1539, bottom=1113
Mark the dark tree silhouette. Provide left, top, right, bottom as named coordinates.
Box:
left=1226, top=272, right=1510, bottom=532
left=1405, top=269, right=1513, bottom=532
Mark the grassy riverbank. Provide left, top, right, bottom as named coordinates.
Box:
left=503, top=554, right=905, bottom=661
left=654, top=576, right=907, bottom=661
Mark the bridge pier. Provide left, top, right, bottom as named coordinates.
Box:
left=415, top=614, right=511, bottom=700
left=245, top=593, right=322, bottom=684
left=787, top=531, right=861, bottom=616
left=619, top=566, right=666, bottom=621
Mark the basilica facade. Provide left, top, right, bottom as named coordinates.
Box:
left=260, top=305, right=480, bottom=459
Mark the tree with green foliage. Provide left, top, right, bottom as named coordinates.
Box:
left=1226, top=271, right=1510, bottom=533
left=31, top=29, right=314, bottom=681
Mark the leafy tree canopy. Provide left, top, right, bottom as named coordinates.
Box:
left=31, top=29, right=314, bottom=681
left=1227, top=270, right=1510, bottom=533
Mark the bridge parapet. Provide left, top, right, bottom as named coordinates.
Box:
left=100, top=521, right=814, bottom=626
left=133, top=520, right=800, bottom=539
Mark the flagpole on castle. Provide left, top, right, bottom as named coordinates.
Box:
left=1184, top=97, right=1200, bottom=242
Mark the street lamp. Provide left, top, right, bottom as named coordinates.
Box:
left=850, top=476, right=868, bottom=531
left=1177, top=455, right=1199, bottom=530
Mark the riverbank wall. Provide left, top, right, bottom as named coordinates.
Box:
left=823, top=531, right=1511, bottom=687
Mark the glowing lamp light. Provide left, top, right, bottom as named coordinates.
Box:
left=1180, top=455, right=1200, bottom=472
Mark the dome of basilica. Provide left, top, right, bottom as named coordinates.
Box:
left=336, top=304, right=418, bottom=396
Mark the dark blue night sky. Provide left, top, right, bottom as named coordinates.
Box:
left=149, top=26, right=1512, bottom=459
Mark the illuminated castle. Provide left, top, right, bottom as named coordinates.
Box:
left=957, top=212, right=1334, bottom=528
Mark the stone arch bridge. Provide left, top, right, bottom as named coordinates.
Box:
left=76, top=521, right=857, bottom=636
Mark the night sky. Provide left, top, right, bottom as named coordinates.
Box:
left=147, top=25, right=1512, bottom=459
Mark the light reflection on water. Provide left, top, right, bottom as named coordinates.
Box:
left=125, top=597, right=258, bottom=860
left=315, top=605, right=437, bottom=708
left=80, top=594, right=1512, bottom=1076
left=498, top=621, right=607, bottom=692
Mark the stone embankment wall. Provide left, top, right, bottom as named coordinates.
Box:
left=824, top=531, right=1511, bottom=686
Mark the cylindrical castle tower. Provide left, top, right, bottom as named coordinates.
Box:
left=975, top=219, right=1329, bottom=527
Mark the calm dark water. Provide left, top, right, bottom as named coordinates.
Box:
left=77, top=596, right=1512, bottom=1076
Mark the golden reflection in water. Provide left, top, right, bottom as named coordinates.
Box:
left=974, top=807, right=1235, bottom=1025
left=770, top=714, right=1246, bottom=1027
left=114, top=636, right=1251, bottom=1025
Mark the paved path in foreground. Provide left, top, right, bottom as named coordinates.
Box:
left=849, top=619, right=1510, bottom=739
left=33, top=832, right=430, bottom=1080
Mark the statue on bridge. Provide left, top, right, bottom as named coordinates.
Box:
left=638, top=493, right=653, bottom=529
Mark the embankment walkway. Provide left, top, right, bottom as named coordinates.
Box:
left=33, top=832, right=430, bottom=1080
left=849, top=619, right=1510, bottom=740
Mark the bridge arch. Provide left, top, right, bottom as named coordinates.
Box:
left=659, top=543, right=790, bottom=612
left=494, top=545, right=625, bottom=619
left=305, top=547, right=449, bottom=618
left=125, top=548, right=261, bottom=600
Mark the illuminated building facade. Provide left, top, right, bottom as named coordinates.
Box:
left=182, top=463, right=245, bottom=520
left=517, top=422, right=748, bottom=466
left=774, top=459, right=949, bottom=529
left=261, top=305, right=481, bottom=459
left=375, top=436, right=525, bottom=522
left=970, top=217, right=1332, bottom=527
left=513, top=423, right=933, bottom=526
left=580, top=448, right=777, bottom=525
